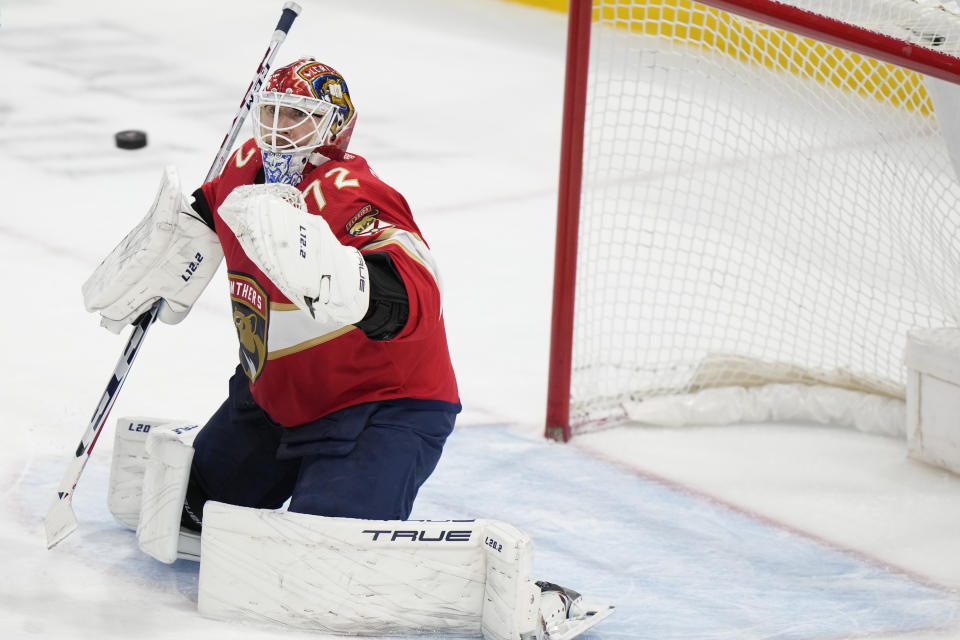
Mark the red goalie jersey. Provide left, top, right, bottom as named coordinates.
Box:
left=200, top=138, right=459, bottom=426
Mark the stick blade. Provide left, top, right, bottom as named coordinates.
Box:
left=45, top=496, right=79, bottom=549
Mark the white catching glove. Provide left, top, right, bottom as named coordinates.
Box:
left=82, top=166, right=224, bottom=333
left=218, top=183, right=370, bottom=326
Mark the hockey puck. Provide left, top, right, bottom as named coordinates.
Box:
left=115, top=129, right=148, bottom=150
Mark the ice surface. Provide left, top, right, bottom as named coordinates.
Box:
left=2, top=0, right=960, bottom=638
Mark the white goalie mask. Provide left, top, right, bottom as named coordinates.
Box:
left=252, top=58, right=358, bottom=186
left=252, top=92, right=337, bottom=185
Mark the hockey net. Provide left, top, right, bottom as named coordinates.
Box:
left=546, top=0, right=960, bottom=440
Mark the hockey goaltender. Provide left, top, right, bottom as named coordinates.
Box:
left=81, top=58, right=614, bottom=640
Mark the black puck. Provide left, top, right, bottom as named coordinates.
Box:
left=115, top=130, right=148, bottom=150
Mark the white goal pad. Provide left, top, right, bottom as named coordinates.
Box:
left=198, top=502, right=540, bottom=639
left=136, top=421, right=202, bottom=564
left=108, top=417, right=170, bottom=529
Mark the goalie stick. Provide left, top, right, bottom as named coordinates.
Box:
left=44, top=1, right=302, bottom=550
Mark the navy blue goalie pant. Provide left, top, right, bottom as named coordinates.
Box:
left=187, top=366, right=459, bottom=524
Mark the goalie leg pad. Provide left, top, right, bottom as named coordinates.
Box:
left=108, top=417, right=169, bottom=530
left=136, top=422, right=203, bottom=563
left=198, top=503, right=486, bottom=635
left=480, top=520, right=540, bottom=640
left=197, top=503, right=543, bottom=637
left=196, top=502, right=612, bottom=639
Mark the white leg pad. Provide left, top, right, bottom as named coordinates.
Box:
left=107, top=417, right=168, bottom=530
left=197, top=502, right=541, bottom=638
left=136, top=422, right=202, bottom=564
left=480, top=520, right=541, bottom=640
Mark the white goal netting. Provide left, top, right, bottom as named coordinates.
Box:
left=568, top=0, right=960, bottom=434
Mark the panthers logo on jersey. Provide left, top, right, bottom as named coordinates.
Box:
left=346, top=203, right=395, bottom=238
left=228, top=272, right=269, bottom=383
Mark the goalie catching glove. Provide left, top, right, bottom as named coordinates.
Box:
left=82, top=166, right=224, bottom=332
left=218, top=183, right=369, bottom=326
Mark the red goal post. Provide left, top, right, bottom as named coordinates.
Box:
left=546, top=0, right=960, bottom=441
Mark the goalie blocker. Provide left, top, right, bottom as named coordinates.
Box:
left=108, top=418, right=614, bottom=639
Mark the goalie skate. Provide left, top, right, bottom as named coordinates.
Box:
left=536, top=581, right=615, bottom=640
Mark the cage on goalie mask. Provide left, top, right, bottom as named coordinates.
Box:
left=253, top=58, right=356, bottom=156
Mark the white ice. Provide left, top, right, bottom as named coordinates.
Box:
left=1, top=0, right=960, bottom=638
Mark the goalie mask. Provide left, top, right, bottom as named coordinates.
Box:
left=252, top=58, right=357, bottom=185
